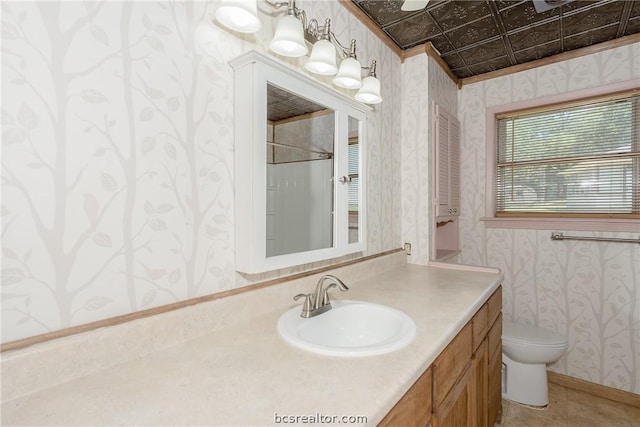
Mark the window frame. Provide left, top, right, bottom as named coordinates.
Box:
left=482, top=79, right=640, bottom=232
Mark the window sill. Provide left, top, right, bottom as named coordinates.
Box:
left=481, top=217, right=640, bottom=233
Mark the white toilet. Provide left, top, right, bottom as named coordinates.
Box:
left=502, top=320, right=568, bottom=407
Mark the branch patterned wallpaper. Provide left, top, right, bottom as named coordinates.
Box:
left=458, top=43, right=640, bottom=393
left=2, top=0, right=637, bottom=399
left=400, top=54, right=458, bottom=265
left=1, top=0, right=402, bottom=343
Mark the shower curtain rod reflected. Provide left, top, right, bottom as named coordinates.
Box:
left=267, top=141, right=332, bottom=158
left=550, top=232, right=640, bottom=244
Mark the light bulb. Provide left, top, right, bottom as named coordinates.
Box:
left=305, top=39, right=338, bottom=75
left=215, top=0, right=261, bottom=33
left=269, top=14, right=308, bottom=57
left=333, top=57, right=362, bottom=89
left=355, top=76, right=382, bottom=104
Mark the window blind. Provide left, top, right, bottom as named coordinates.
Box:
left=495, top=91, right=639, bottom=217
left=348, top=142, right=359, bottom=212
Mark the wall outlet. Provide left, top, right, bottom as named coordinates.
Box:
left=404, top=242, right=412, bottom=255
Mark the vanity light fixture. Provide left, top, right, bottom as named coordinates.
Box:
left=215, top=0, right=262, bottom=33
left=269, top=1, right=308, bottom=57
left=304, top=19, right=338, bottom=75
left=332, top=40, right=362, bottom=89
left=214, top=0, right=383, bottom=104
left=355, top=61, right=382, bottom=104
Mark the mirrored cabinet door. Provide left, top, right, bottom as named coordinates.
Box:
left=266, top=83, right=336, bottom=258
left=231, top=51, right=369, bottom=274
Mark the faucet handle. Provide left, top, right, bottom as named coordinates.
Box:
left=321, top=282, right=349, bottom=306
left=294, top=293, right=313, bottom=318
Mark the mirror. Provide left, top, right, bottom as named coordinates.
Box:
left=266, top=83, right=335, bottom=257
left=231, top=51, right=368, bottom=274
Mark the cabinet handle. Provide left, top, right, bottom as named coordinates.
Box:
left=339, top=176, right=352, bottom=184
left=448, top=208, right=452, bottom=214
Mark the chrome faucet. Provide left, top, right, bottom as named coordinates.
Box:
left=293, top=274, right=349, bottom=318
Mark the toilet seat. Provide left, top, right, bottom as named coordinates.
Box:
left=503, top=321, right=568, bottom=348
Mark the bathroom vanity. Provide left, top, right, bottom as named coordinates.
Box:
left=380, top=285, right=502, bottom=427
left=1, top=253, right=503, bottom=426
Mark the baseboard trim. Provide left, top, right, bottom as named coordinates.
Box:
left=548, top=371, right=640, bottom=408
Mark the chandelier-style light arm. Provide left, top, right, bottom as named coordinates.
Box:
left=362, top=60, right=377, bottom=77
left=328, top=36, right=357, bottom=59
left=259, top=0, right=289, bottom=16
left=292, top=4, right=307, bottom=28
left=306, top=18, right=331, bottom=42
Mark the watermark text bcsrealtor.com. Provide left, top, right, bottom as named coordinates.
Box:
left=274, top=412, right=368, bottom=424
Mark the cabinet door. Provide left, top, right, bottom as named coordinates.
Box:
left=379, top=368, right=432, bottom=427
left=472, top=339, right=489, bottom=427
left=488, top=314, right=503, bottom=426
left=434, top=105, right=461, bottom=218
left=432, top=322, right=473, bottom=427
left=449, top=117, right=460, bottom=214
left=436, top=110, right=450, bottom=217
left=432, top=364, right=473, bottom=427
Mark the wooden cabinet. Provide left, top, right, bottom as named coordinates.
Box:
left=433, top=323, right=472, bottom=410
left=472, top=339, right=489, bottom=427
left=432, top=363, right=474, bottom=427
left=379, top=286, right=502, bottom=427
left=431, top=286, right=502, bottom=427
left=379, top=368, right=432, bottom=427
left=488, top=319, right=503, bottom=424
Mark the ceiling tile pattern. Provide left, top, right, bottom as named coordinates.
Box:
left=267, top=84, right=327, bottom=122
left=352, top=0, right=640, bottom=79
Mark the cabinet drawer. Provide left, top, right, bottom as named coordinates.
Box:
left=379, top=368, right=432, bottom=427
left=487, top=286, right=502, bottom=326
left=472, top=303, right=488, bottom=352
left=433, top=322, right=472, bottom=407
left=488, top=313, right=502, bottom=358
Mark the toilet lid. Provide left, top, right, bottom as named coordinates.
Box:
left=503, top=320, right=568, bottom=347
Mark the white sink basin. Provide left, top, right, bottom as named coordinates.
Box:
left=277, top=300, right=416, bottom=357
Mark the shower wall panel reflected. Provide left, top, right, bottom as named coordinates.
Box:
left=266, top=84, right=335, bottom=257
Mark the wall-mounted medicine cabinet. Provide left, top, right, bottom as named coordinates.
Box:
left=230, top=51, right=368, bottom=274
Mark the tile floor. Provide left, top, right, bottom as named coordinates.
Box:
left=497, top=383, right=640, bottom=427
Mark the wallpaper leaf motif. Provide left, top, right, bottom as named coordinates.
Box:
left=1, top=0, right=400, bottom=349
left=458, top=44, right=639, bottom=394
left=1, top=1, right=194, bottom=338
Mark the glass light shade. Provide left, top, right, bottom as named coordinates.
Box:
left=332, top=57, right=362, bottom=89
left=215, top=0, right=261, bottom=33
left=269, top=15, right=308, bottom=57
left=305, top=40, right=338, bottom=75
left=355, top=76, right=382, bottom=104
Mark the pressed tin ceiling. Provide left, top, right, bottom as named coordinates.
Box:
left=267, top=84, right=328, bottom=121
left=350, top=0, right=640, bottom=79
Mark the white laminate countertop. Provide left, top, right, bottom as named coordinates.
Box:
left=1, top=263, right=502, bottom=426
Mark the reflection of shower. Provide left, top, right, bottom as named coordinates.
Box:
left=266, top=159, right=333, bottom=257
left=267, top=141, right=333, bottom=160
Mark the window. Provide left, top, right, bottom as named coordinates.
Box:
left=494, top=90, right=639, bottom=220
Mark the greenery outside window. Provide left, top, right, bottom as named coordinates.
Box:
left=495, top=90, right=639, bottom=220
